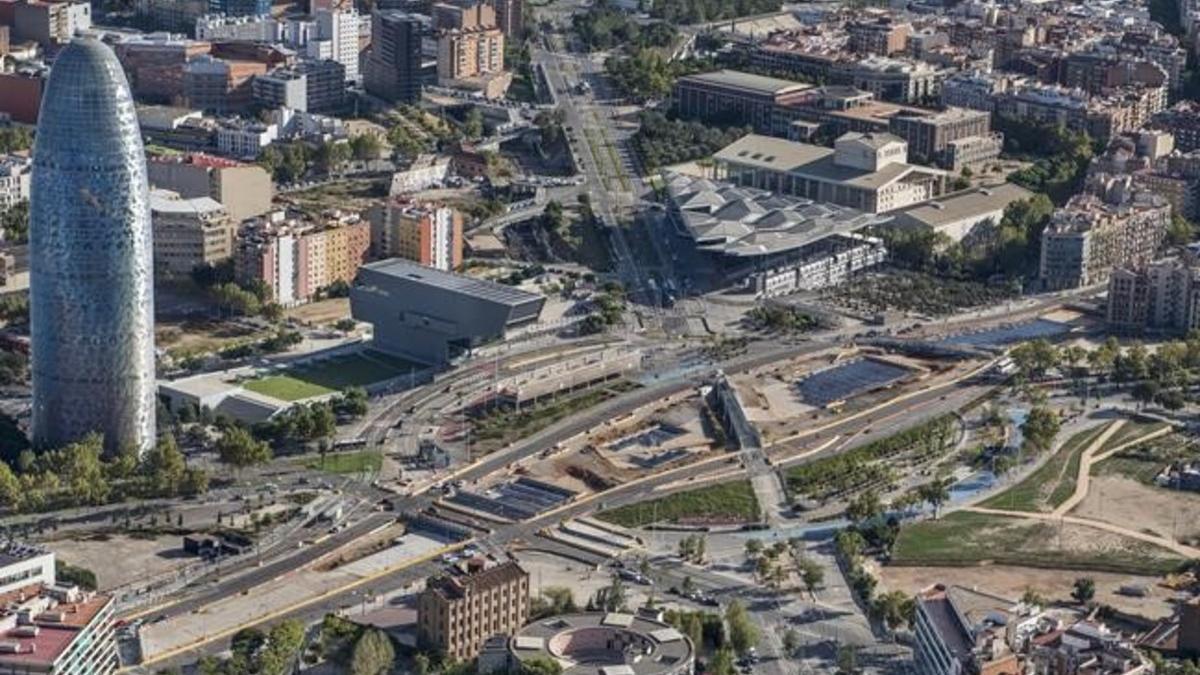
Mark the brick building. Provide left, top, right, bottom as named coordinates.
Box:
left=417, top=559, right=529, bottom=661
left=183, top=54, right=267, bottom=113
left=1107, top=253, right=1200, bottom=334
left=0, top=67, right=45, bottom=124
left=115, top=36, right=212, bottom=104
left=1152, top=101, right=1200, bottom=153
left=846, top=16, right=910, bottom=56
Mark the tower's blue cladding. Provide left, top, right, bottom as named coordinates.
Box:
left=30, top=37, right=157, bottom=455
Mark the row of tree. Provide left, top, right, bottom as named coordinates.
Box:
left=0, top=432, right=208, bottom=513
left=257, top=136, right=379, bottom=184
left=648, top=0, right=781, bottom=24
left=834, top=529, right=916, bottom=634
left=1011, top=334, right=1200, bottom=410
left=0, top=127, right=31, bottom=154
left=0, top=200, right=28, bottom=244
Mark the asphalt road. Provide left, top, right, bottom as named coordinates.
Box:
left=131, top=338, right=839, bottom=667
left=119, top=13, right=1081, bottom=670
left=125, top=511, right=397, bottom=624
left=136, top=353, right=990, bottom=671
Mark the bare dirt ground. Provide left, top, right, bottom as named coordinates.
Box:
left=1071, top=475, right=1200, bottom=544
left=46, top=533, right=190, bottom=591
left=278, top=177, right=388, bottom=213
left=879, top=564, right=1172, bottom=620
left=156, top=318, right=267, bottom=357
left=285, top=298, right=351, bottom=325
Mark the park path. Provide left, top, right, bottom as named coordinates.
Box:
left=959, top=505, right=1200, bottom=558
left=950, top=416, right=1200, bottom=559
left=1052, top=421, right=1174, bottom=517
left=1048, top=420, right=1124, bottom=517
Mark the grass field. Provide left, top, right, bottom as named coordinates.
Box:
left=244, top=352, right=423, bottom=401
left=1095, top=432, right=1194, bottom=484
left=891, top=511, right=1187, bottom=575
left=304, top=450, right=383, bottom=474
left=1100, top=420, right=1171, bottom=452
left=595, top=481, right=761, bottom=527
left=978, top=423, right=1109, bottom=513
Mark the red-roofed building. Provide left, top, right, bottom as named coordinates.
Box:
left=184, top=153, right=245, bottom=169
left=0, top=547, right=118, bottom=675
left=0, top=586, right=118, bottom=675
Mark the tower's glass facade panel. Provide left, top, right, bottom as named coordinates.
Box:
left=30, top=37, right=156, bottom=454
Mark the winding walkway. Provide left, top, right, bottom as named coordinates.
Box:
left=960, top=505, right=1200, bottom=558
left=1052, top=422, right=1174, bottom=517
left=957, top=418, right=1199, bottom=559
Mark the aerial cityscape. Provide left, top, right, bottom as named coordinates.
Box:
left=3, top=0, right=1200, bottom=672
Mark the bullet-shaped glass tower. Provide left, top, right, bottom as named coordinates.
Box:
left=30, top=37, right=156, bottom=454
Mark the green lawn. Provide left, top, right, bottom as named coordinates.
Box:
left=1099, top=420, right=1170, bottom=452
left=1094, top=432, right=1195, bottom=484
left=1093, top=453, right=1165, bottom=484
left=246, top=375, right=337, bottom=401
left=978, top=423, right=1109, bottom=513
left=891, top=511, right=1186, bottom=575
left=303, top=450, right=383, bottom=474
left=595, top=481, right=761, bottom=527
left=244, top=353, right=421, bottom=402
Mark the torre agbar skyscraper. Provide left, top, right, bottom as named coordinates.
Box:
left=29, top=37, right=157, bottom=454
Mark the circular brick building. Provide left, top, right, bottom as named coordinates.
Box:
left=505, top=612, right=695, bottom=675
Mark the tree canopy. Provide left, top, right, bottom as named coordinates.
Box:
left=349, top=629, right=395, bottom=675
left=216, top=427, right=273, bottom=470
left=632, top=112, right=750, bottom=168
